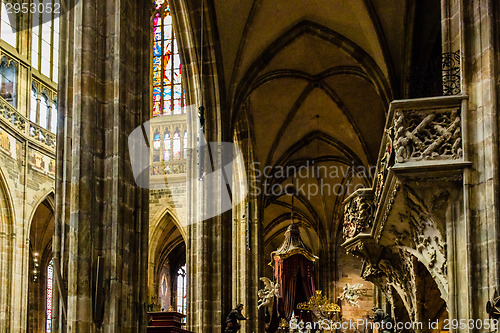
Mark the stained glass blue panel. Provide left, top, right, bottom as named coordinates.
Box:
left=152, top=0, right=185, bottom=116
left=153, top=42, right=161, bottom=57
left=173, top=85, right=182, bottom=99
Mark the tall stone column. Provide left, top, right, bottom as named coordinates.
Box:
left=232, top=120, right=261, bottom=333
left=53, top=0, right=150, bottom=331
left=185, top=109, right=234, bottom=332
left=174, top=0, right=236, bottom=331
left=442, top=0, right=500, bottom=330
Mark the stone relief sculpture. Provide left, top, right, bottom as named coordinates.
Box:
left=343, top=195, right=374, bottom=239
left=393, top=108, right=462, bottom=163
left=340, top=283, right=363, bottom=307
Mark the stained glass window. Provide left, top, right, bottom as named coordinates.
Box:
left=161, top=273, right=168, bottom=296
left=153, top=130, right=161, bottom=151
left=163, top=131, right=171, bottom=161
left=173, top=130, right=181, bottom=160
left=46, top=260, right=53, bottom=333
left=176, top=264, right=187, bottom=317
left=152, top=0, right=185, bottom=117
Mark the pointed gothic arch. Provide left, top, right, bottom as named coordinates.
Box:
left=148, top=207, right=187, bottom=314
left=26, top=194, right=55, bottom=333
left=0, top=166, right=15, bottom=332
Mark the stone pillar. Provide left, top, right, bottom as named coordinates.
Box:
left=442, top=0, right=500, bottom=330
left=186, top=115, right=234, bottom=332
left=174, top=0, right=237, bottom=331
left=53, top=0, right=150, bottom=331
left=232, top=120, right=261, bottom=333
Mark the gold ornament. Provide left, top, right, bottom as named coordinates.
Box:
left=296, top=290, right=340, bottom=315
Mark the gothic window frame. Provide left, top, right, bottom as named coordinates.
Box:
left=39, top=91, right=48, bottom=128
left=31, top=0, right=60, bottom=83
left=163, top=130, right=171, bottom=162
left=172, top=129, right=181, bottom=160
left=31, top=79, right=57, bottom=133
left=0, top=0, right=18, bottom=49
left=175, top=263, right=187, bottom=317
left=0, top=53, right=18, bottom=107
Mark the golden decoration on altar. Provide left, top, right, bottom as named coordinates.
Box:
left=296, top=290, right=340, bottom=313
left=279, top=318, right=289, bottom=328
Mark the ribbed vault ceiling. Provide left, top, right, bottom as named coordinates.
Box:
left=209, top=0, right=409, bottom=254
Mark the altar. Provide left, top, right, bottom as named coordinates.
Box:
left=147, top=311, right=192, bottom=333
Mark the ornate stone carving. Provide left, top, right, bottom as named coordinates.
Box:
left=0, top=99, right=26, bottom=132
left=393, top=108, right=462, bottom=163
left=257, top=277, right=279, bottom=309
left=377, top=181, right=400, bottom=242
left=379, top=249, right=418, bottom=322
left=404, top=189, right=448, bottom=299
left=29, top=123, right=56, bottom=149
left=0, top=97, right=57, bottom=152
left=374, top=127, right=395, bottom=205
left=362, top=263, right=384, bottom=281
left=341, top=98, right=466, bottom=319
left=340, top=283, right=363, bottom=307
left=388, top=225, right=410, bottom=246
left=343, top=191, right=374, bottom=239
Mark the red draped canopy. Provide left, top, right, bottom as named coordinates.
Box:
left=266, top=224, right=318, bottom=332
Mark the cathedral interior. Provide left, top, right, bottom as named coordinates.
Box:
left=0, top=0, right=499, bottom=332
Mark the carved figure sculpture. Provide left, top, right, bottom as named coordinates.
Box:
left=257, top=277, right=279, bottom=309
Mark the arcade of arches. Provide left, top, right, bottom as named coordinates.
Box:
left=0, top=0, right=499, bottom=332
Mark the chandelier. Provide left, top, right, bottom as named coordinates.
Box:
left=296, top=290, right=340, bottom=318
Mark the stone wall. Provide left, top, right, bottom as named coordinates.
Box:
left=336, top=249, right=374, bottom=328
left=0, top=124, right=55, bottom=332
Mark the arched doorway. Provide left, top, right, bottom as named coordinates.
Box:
left=0, top=170, right=14, bottom=332
left=157, top=243, right=186, bottom=314
left=148, top=210, right=187, bottom=318
left=26, top=197, right=54, bottom=333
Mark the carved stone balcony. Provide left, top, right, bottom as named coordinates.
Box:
left=342, top=95, right=470, bottom=269
left=340, top=96, right=470, bottom=321
left=372, top=95, right=469, bottom=206
left=149, top=112, right=188, bottom=183
left=29, top=122, right=56, bottom=149
left=0, top=96, right=56, bottom=154
left=150, top=160, right=186, bottom=177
